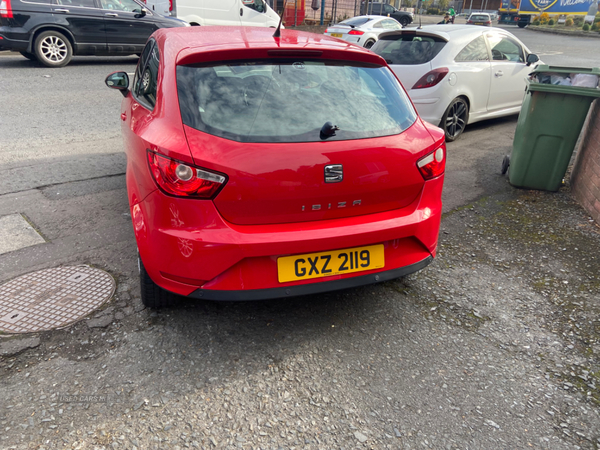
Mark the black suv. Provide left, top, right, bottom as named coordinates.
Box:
left=0, top=0, right=187, bottom=67
left=360, top=2, right=414, bottom=27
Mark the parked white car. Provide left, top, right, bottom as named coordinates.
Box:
left=324, top=15, right=402, bottom=49
left=171, top=0, right=280, bottom=27
left=467, top=12, right=492, bottom=26
left=372, top=25, right=540, bottom=140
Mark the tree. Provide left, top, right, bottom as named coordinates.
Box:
left=438, top=0, right=449, bottom=12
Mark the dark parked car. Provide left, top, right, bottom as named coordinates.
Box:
left=360, top=2, right=413, bottom=26
left=0, top=0, right=188, bottom=67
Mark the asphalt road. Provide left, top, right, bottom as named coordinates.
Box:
left=1, top=28, right=600, bottom=449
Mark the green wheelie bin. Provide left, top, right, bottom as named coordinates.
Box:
left=504, top=65, right=600, bottom=192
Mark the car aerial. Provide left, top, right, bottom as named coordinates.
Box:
left=371, top=25, right=540, bottom=141
left=105, top=26, right=446, bottom=307
left=324, top=15, right=402, bottom=49
left=0, top=0, right=188, bottom=67
left=360, top=2, right=414, bottom=27
left=467, top=12, right=492, bottom=25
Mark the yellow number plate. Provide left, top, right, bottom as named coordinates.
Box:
left=277, top=244, right=384, bottom=283
left=330, top=33, right=343, bottom=37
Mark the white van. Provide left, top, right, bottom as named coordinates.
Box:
left=172, top=0, right=281, bottom=27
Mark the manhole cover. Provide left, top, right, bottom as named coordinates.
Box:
left=0, top=266, right=115, bottom=334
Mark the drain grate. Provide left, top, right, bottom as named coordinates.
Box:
left=0, top=266, right=115, bottom=334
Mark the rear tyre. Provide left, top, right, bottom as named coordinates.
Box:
left=364, top=39, right=376, bottom=49
left=501, top=155, right=510, bottom=175
left=20, top=51, right=37, bottom=61
left=517, top=21, right=527, bottom=28
left=34, top=30, right=72, bottom=68
left=441, top=97, right=469, bottom=142
left=139, top=256, right=179, bottom=308
left=400, top=16, right=410, bottom=27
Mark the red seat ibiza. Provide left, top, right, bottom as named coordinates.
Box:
left=105, top=26, right=446, bottom=307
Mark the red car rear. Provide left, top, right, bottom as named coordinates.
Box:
left=106, top=26, right=446, bottom=307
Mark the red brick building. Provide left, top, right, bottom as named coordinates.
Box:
left=571, top=101, right=600, bottom=224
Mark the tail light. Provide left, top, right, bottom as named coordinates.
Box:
left=147, top=151, right=227, bottom=199
left=467, top=19, right=473, bottom=23
left=348, top=29, right=364, bottom=35
left=0, top=0, right=13, bottom=18
left=486, top=20, right=491, bottom=24
left=417, top=147, right=446, bottom=180
left=169, top=0, right=173, bottom=11
left=412, top=68, right=449, bottom=89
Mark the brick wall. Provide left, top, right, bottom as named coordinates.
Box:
left=571, top=100, right=600, bottom=223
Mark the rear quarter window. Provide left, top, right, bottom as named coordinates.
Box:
left=372, top=35, right=447, bottom=65
left=455, top=35, right=489, bottom=62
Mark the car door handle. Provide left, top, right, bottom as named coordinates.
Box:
left=54, top=8, right=69, bottom=12
left=495, top=70, right=504, bottom=77
left=240, top=7, right=243, bottom=16
left=105, top=12, right=118, bottom=17
left=121, top=112, right=127, bottom=121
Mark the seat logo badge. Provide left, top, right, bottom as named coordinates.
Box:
left=325, top=164, right=343, bottom=183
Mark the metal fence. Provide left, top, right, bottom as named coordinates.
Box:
left=269, top=0, right=362, bottom=25
left=321, top=0, right=362, bottom=23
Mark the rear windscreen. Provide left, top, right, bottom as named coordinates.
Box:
left=340, top=17, right=371, bottom=27
left=470, top=15, right=489, bottom=20
left=177, top=60, right=417, bottom=143
left=372, top=35, right=447, bottom=65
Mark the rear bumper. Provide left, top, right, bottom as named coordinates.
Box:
left=189, top=256, right=433, bottom=300
left=408, top=86, right=454, bottom=127
left=132, top=174, right=444, bottom=299
left=0, top=31, right=30, bottom=52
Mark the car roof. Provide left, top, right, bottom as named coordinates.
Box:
left=337, top=15, right=400, bottom=25
left=379, top=24, right=511, bottom=42
left=341, top=15, right=395, bottom=21
left=153, top=26, right=388, bottom=66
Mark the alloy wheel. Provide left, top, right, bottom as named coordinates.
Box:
left=141, top=69, right=151, bottom=93
left=40, top=36, right=68, bottom=63
left=444, top=99, right=468, bottom=140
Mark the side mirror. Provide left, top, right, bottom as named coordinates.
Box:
left=105, top=71, right=130, bottom=97
left=526, top=53, right=539, bottom=66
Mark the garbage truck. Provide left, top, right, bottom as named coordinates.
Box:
left=499, top=0, right=597, bottom=27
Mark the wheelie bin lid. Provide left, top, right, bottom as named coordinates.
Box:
left=528, top=65, right=600, bottom=97
left=531, top=64, right=600, bottom=76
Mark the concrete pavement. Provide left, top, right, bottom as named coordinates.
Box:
left=1, top=31, right=600, bottom=449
